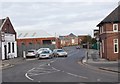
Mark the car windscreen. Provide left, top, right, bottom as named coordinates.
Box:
left=41, top=51, right=50, bottom=54
left=57, top=50, right=64, bottom=52
left=38, top=49, right=48, bottom=52
left=27, top=51, right=34, bottom=53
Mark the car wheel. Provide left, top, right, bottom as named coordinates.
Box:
left=56, top=54, right=59, bottom=57
left=65, top=55, right=67, bottom=57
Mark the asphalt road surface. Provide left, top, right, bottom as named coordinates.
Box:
left=2, top=46, right=118, bottom=82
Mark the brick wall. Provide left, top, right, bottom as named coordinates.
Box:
left=99, top=23, right=120, bottom=61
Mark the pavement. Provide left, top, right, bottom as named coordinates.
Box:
left=0, top=57, right=26, bottom=69
left=1, top=56, right=40, bottom=69
left=82, top=49, right=119, bottom=73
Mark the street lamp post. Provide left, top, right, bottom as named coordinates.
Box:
left=0, top=31, right=1, bottom=60
left=86, top=35, right=90, bottom=62
left=1, top=32, right=5, bottom=59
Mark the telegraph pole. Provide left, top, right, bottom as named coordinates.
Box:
left=86, top=35, right=90, bottom=62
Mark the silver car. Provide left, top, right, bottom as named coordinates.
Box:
left=53, top=49, right=68, bottom=57
left=38, top=50, right=53, bottom=59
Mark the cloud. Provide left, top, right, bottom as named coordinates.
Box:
left=1, top=0, right=120, bottom=2
left=1, top=1, right=119, bottom=36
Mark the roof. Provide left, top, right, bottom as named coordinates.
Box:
left=17, top=30, right=55, bottom=39
left=97, top=5, right=120, bottom=26
left=68, top=33, right=76, bottom=37
left=0, top=18, right=6, bottom=31
left=78, top=34, right=88, bottom=37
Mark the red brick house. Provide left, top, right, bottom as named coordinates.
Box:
left=0, top=17, right=17, bottom=60
left=97, top=5, right=120, bottom=61
left=59, top=33, right=78, bottom=47
left=78, top=35, right=89, bottom=45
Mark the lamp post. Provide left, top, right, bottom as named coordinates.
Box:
left=0, top=31, right=1, bottom=84
left=0, top=32, right=5, bottom=59
left=0, top=31, right=1, bottom=59
left=96, top=38, right=99, bottom=50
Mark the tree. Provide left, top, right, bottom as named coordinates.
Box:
left=81, top=35, right=92, bottom=44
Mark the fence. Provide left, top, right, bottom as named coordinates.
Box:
left=17, top=44, right=55, bottom=57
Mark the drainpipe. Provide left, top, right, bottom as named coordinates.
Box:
left=118, top=2, right=120, bottom=60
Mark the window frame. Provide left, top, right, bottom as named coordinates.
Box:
left=113, top=39, right=119, bottom=53
left=113, top=24, right=118, bottom=32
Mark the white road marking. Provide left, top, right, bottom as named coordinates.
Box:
left=28, top=72, right=51, bottom=76
left=51, top=66, right=88, bottom=79
left=25, top=73, right=34, bottom=81
left=27, top=68, right=35, bottom=72
left=47, top=63, right=50, bottom=66
left=66, top=72, right=88, bottom=79
left=39, top=64, right=46, bottom=67
left=38, top=81, right=41, bottom=82
left=97, top=79, right=101, bottom=82
left=50, top=61, right=55, bottom=63
left=52, top=67, right=61, bottom=71
left=25, top=68, right=35, bottom=81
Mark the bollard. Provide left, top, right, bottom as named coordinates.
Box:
left=23, top=51, right=26, bottom=59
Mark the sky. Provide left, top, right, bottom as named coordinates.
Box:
left=1, top=0, right=120, bottom=36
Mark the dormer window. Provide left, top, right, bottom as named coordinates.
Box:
left=113, top=24, right=118, bottom=32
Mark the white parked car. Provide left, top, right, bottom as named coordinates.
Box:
left=53, top=49, right=68, bottom=57
left=38, top=50, right=53, bottom=59
left=37, top=48, right=51, bottom=54
left=26, top=49, right=37, bottom=58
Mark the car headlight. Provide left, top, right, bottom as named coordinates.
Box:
left=65, top=52, right=67, bottom=54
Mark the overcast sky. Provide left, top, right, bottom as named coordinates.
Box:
left=1, top=0, right=120, bottom=36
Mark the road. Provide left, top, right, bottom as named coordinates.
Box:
left=2, top=46, right=118, bottom=82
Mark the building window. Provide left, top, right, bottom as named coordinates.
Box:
left=29, top=42, right=32, bottom=45
left=113, top=24, right=118, bottom=32
left=100, top=26, right=104, bottom=34
left=43, top=40, right=51, bottom=45
left=102, top=40, right=104, bottom=53
left=21, top=43, right=25, bottom=45
left=101, top=26, right=104, bottom=33
left=114, top=39, right=119, bottom=53
left=8, top=42, right=11, bottom=53
left=12, top=43, right=14, bottom=53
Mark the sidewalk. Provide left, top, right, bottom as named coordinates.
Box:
left=82, top=49, right=119, bottom=73
left=0, top=57, right=26, bottom=69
